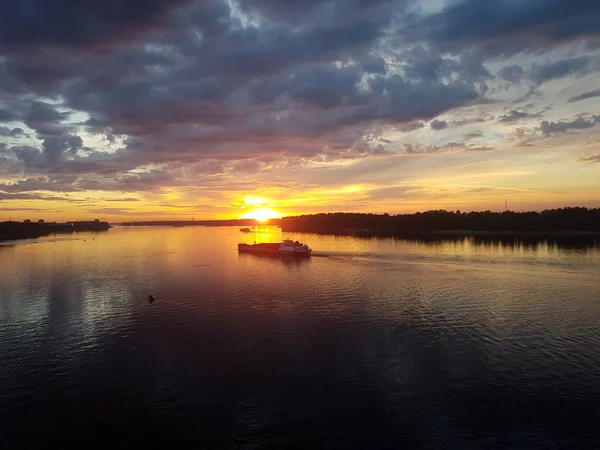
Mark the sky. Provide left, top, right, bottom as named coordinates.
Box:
left=0, top=0, right=599, bottom=221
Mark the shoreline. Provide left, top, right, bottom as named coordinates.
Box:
left=0, top=221, right=111, bottom=243
left=279, top=227, right=600, bottom=239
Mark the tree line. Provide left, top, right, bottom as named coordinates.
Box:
left=275, top=207, right=600, bottom=233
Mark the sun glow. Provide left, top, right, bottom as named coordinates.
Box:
left=240, top=207, right=284, bottom=222
left=243, top=196, right=269, bottom=206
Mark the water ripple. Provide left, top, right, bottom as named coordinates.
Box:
left=1, top=226, right=599, bottom=446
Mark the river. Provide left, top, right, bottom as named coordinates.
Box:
left=1, top=226, right=599, bottom=447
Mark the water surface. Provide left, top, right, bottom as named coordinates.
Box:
left=1, top=226, right=599, bottom=447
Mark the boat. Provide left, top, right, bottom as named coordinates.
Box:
left=240, top=228, right=252, bottom=233
left=238, top=239, right=312, bottom=256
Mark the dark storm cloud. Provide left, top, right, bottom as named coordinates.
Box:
left=4, top=142, right=140, bottom=176
left=23, top=101, right=69, bottom=127
left=373, top=76, right=478, bottom=123
left=398, top=46, right=490, bottom=88
left=540, top=116, right=600, bottom=134
left=430, top=120, right=447, bottom=130
left=74, top=170, right=178, bottom=192
left=498, top=65, right=525, bottom=84
left=0, top=176, right=81, bottom=193
left=50, top=1, right=405, bottom=142
left=4, top=101, right=86, bottom=165
left=0, top=108, right=18, bottom=122
left=402, top=48, right=457, bottom=82
left=0, top=0, right=485, bottom=185
left=287, top=65, right=365, bottom=108
left=489, top=56, right=598, bottom=91
left=4, top=0, right=598, bottom=199
left=529, top=56, right=597, bottom=85
left=239, top=0, right=334, bottom=23
left=397, top=122, right=424, bottom=133
left=0, top=127, right=26, bottom=137
left=0, top=0, right=193, bottom=50
left=399, top=0, right=600, bottom=54
left=239, top=0, right=406, bottom=25
left=41, top=135, right=83, bottom=164
left=568, top=89, right=600, bottom=103
left=11, top=146, right=43, bottom=165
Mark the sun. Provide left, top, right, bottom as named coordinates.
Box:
left=240, top=207, right=283, bottom=222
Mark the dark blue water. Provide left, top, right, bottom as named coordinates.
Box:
left=1, top=226, right=599, bottom=447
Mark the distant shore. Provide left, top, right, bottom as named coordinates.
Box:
left=120, top=219, right=260, bottom=227
left=5, top=207, right=598, bottom=243
left=275, top=209, right=600, bottom=240
left=279, top=227, right=600, bottom=239
left=118, top=219, right=599, bottom=240
left=0, top=220, right=111, bottom=242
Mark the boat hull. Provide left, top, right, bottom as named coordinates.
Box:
left=238, top=243, right=311, bottom=256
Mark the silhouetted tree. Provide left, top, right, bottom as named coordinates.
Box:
left=276, top=208, right=600, bottom=234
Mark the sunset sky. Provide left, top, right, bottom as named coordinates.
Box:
left=1, top=0, right=599, bottom=221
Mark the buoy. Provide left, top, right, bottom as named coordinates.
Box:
left=147, top=294, right=155, bottom=304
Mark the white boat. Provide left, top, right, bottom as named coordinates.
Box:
left=278, top=239, right=311, bottom=254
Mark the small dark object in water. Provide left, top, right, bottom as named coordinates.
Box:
left=147, top=294, right=155, bottom=304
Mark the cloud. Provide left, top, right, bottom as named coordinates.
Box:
left=397, top=121, right=424, bottom=133
left=0, top=192, right=82, bottom=202
left=0, top=0, right=599, bottom=208
left=239, top=0, right=407, bottom=26
left=449, top=117, right=488, bottom=127
left=84, top=208, right=134, bottom=216
left=497, top=56, right=599, bottom=88
left=0, top=109, right=16, bottom=121
left=578, top=154, right=600, bottom=163
left=568, top=89, right=600, bottom=103
left=430, top=119, right=447, bottom=130
left=24, top=101, right=70, bottom=127
left=0, top=127, right=26, bottom=137
left=0, top=0, right=496, bottom=190
left=74, top=170, right=178, bottom=192
left=498, top=65, right=525, bottom=84
left=509, top=127, right=539, bottom=147
left=499, top=110, right=539, bottom=123
left=0, top=176, right=81, bottom=192
left=41, top=135, right=84, bottom=163
left=400, top=141, right=490, bottom=155
left=0, top=0, right=193, bottom=51
left=463, top=131, right=483, bottom=140
left=540, top=116, right=600, bottom=134
left=84, top=207, right=171, bottom=216
left=0, top=207, right=63, bottom=212
left=529, top=56, right=597, bottom=85
left=103, top=197, right=140, bottom=202
left=398, top=0, right=600, bottom=55
left=0, top=0, right=488, bottom=187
